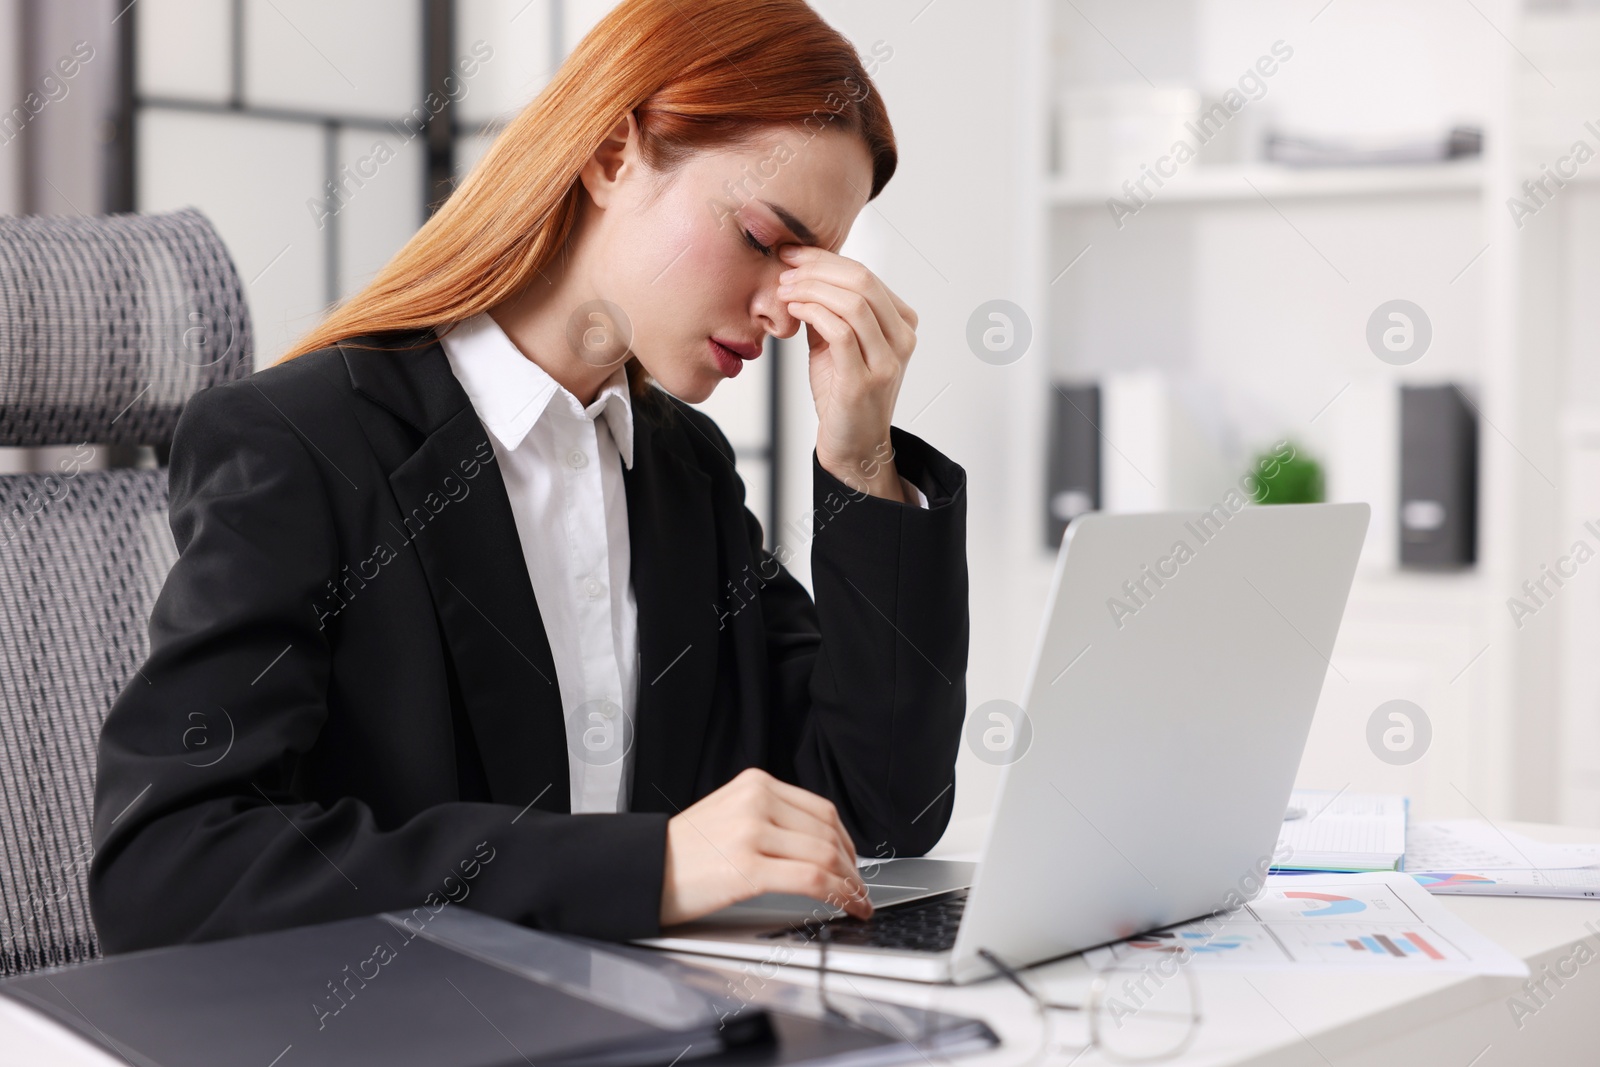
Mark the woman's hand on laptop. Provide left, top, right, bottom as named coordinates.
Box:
left=659, top=767, right=874, bottom=926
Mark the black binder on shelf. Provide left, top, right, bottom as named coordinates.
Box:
left=1045, top=382, right=1101, bottom=549
left=1399, top=384, right=1478, bottom=569
left=0, top=907, right=997, bottom=1067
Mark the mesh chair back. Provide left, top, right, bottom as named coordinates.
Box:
left=0, top=208, right=253, bottom=976
left=1, top=471, right=175, bottom=975
left=0, top=207, right=252, bottom=448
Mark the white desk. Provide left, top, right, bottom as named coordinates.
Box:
left=828, top=819, right=1600, bottom=1067
left=4, top=820, right=1599, bottom=1067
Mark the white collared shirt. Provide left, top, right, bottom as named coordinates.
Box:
left=439, top=311, right=929, bottom=814
left=441, top=311, right=639, bottom=813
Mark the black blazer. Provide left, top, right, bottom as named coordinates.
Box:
left=89, top=332, right=969, bottom=953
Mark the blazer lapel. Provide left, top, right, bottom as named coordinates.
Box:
left=624, top=398, right=722, bottom=814
left=346, top=337, right=570, bottom=813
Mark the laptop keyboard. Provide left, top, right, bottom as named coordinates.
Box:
left=758, top=889, right=968, bottom=953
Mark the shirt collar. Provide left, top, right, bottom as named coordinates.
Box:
left=438, top=311, right=634, bottom=469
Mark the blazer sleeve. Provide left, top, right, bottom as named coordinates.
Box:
left=90, top=382, right=669, bottom=954
left=753, top=424, right=969, bottom=858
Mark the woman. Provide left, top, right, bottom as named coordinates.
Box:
left=89, top=0, right=968, bottom=952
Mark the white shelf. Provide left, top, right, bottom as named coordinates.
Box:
left=1046, top=160, right=1484, bottom=207
left=1021, top=0, right=1593, bottom=823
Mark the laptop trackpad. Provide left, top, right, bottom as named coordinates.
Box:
left=684, top=858, right=977, bottom=927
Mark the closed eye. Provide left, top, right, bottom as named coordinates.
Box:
left=743, top=229, right=775, bottom=257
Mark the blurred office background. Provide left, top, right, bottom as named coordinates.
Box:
left=5, top=0, right=1600, bottom=830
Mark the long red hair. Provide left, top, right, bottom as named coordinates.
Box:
left=278, top=0, right=897, bottom=397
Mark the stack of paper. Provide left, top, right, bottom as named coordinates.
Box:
left=1404, top=820, right=1600, bottom=899
left=1274, top=790, right=1407, bottom=872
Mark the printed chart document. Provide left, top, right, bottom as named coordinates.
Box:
left=1274, top=790, right=1407, bottom=872
left=1084, top=872, right=1527, bottom=976
left=1405, top=820, right=1600, bottom=898
left=1410, top=868, right=1600, bottom=898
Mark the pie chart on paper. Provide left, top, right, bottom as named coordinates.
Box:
left=1281, top=891, right=1367, bottom=917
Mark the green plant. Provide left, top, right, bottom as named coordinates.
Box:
left=1250, top=441, right=1323, bottom=504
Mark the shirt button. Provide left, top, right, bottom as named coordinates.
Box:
left=567, top=448, right=588, bottom=469
left=598, top=701, right=618, bottom=719
left=583, top=577, right=604, bottom=599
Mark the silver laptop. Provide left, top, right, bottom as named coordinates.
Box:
left=637, top=503, right=1370, bottom=984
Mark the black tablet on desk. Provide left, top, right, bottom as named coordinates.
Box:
left=0, top=907, right=996, bottom=1067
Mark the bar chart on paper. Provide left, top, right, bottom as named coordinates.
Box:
left=1268, top=923, right=1463, bottom=965
left=1336, top=931, right=1446, bottom=959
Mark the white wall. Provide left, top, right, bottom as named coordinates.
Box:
left=790, top=0, right=1585, bottom=829
left=789, top=1, right=1045, bottom=823
left=135, top=0, right=430, bottom=366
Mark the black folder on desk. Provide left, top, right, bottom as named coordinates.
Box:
left=0, top=907, right=996, bottom=1067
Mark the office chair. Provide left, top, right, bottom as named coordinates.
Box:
left=0, top=208, right=253, bottom=977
